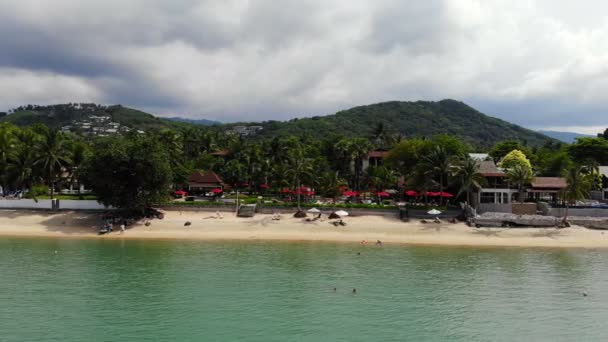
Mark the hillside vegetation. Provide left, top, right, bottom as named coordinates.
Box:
left=1, top=100, right=555, bottom=147
left=0, top=103, right=188, bottom=131
left=243, top=100, right=554, bottom=148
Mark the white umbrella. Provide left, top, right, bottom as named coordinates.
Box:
left=335, top=210, right=349, bottom=217
left=307, top=208, right=321, bottom=213
left=427, top=209, right=442, bottom=215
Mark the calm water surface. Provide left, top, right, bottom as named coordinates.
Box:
left=1, top=238, right=607, bottom=341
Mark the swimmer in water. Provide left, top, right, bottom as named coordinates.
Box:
left=352, top=288, right=357, bottom=294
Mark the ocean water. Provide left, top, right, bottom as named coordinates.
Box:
left=1, top=238, right=607, bottom=342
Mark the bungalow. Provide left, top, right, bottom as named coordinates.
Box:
left=527, top=177, right=567, bottom=203
left=363, top=150, right=390, bottom=170
left=187, top=171, right=225, bottom=194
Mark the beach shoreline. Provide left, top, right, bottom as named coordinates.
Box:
left=2, top=210, right=608, bottom=248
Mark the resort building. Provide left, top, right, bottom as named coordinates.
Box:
left=363, top=150, right=389, bottom=170
left=474, top=160, right=516, bottom=212
left=527, top=177, right=567, bottom=203
left=187, top=171, right=225, bottom=194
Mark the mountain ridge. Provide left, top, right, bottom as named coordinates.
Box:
left=1, top=100, right=556, bottom=148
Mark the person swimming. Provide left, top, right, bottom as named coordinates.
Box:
left=352, top=288, right=357, bottom=294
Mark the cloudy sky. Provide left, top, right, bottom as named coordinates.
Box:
left=1, top=0, right=607, bottom=133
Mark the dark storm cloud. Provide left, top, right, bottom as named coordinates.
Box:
left=0, top=0, right=606, bottom=133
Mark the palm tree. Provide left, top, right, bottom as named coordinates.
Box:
left=315, top=171, right=347, bottom=198
left=34, top=130, right=71, bottom=199
left=0, top=124, right=17, bottom=193
left=454, top=157, right=487, bottom=205
left=66, top=141, right=89, bottom=197
left=285, top=148, right=313, bottom=210
left=507, top=164, right=533, bottom=203
left=349, top=138, right=373, bottom=191
left=420, top=146, right=452, bottom=204
left=560, top=165, right=592, bottom=223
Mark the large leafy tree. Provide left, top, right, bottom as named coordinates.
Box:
left=83, top=136, right=173, bottom=215
left=500, top=149, right=532, bottom=170
left=569, top=137, right=608, bottom=165
left=490, top=140, right=530, bottom=162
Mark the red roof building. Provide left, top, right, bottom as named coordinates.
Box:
left=188, top=171, right=225, bottom=191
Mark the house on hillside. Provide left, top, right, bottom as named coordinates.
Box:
left=187, top=171, right=225, bottom=194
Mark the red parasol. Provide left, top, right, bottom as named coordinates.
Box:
left=260, top=184, right=270, bottom=189
left=405, top=190, right=419, bottom=197
left=175, top=190, right=187, bottom=196
left=343, top=190, right=359, bottom=197
left=439, top=192, right=454, bottom=198
left=281, top=188, right=293, bottom=193
left=376, top=191, right=391, bottom=197
left=211, top=188, right=223, bottom=194
left=426, top=192, right=440, bottom=197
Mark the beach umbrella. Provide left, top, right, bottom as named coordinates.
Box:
left=376, top=191, right=391, bottom=197
left=175, top=190, right=187, bottom=196
left=260, top=184, right=270, bottom=189
left=405, top=190, right=419, bottom=197
left=439, top=192, right=454, bottom=198
left=307, top=208, right=321, bottom=213
left=281, top=188, right=293, bottom=193
left=427, top=209, right=442, bottom=215
left=335, top=210, right=349, bottom=217
left=343, top=190, right=359, bottom=197
left=211, top=188, right=223, bottom=194
left=426, top=192, right=440, bottom=197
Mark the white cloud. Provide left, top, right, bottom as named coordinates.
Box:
left=0, top=0, right=606, bottom=131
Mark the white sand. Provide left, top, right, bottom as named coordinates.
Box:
left=1, top=210, right=608, bottom=248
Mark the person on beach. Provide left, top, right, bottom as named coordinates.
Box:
left=120, top=224, right=125, bottom=234
left=376, top=240, right=382, bottom=246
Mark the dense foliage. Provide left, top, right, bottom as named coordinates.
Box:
left=0, top=107, right=606, bottom=213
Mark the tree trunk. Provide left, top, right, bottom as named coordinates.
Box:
left=297, top=178, right=301, bottom=211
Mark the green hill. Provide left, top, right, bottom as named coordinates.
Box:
left=238, top=99, right=554, bottom=148
left=2, top=100, right=555, bottom=148
left=0, top=103, right=189, bottom=132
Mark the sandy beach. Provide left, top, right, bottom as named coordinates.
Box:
left=1, top=209, right=608, bottom=248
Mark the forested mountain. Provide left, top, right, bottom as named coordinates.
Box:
left=1, top=100, right=555, bottom=147
left=538, top=130, right=593, bottom=144
left=166, top=117, right=221, bottom=126
left=236, top=100, right=554, bottom=148
left=0, top=103, right=188, bottom=132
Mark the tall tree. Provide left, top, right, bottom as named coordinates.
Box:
left=34, top=129, right=71, bottom=199
left=83, top=136, right=173, bottom=215
left=507, top=164, right=534, bottom=203
left=285, top=148, right=313, bottom=210
left=560, top=165, right=592, bottom=223
left=420, top=146, right=452, bottom=204
left=454, top=157, right=487, bottom=205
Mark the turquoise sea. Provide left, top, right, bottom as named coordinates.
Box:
left=1, top=238, right=607, bottom=341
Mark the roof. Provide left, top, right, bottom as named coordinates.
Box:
left=469, top=153, right=489, bottom=161
left=368, top=150, right=389, bottom=158
left=599, top=166, right=608, bottom=177
left=188, top=171, right=224, bottom=185
left=531, top=177, right=567, bottom=189
left=476, top=160, right=506, bottom=177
